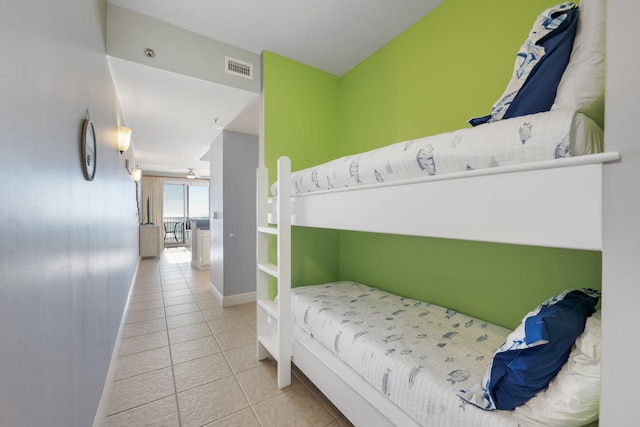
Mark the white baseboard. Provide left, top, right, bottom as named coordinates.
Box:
left=209, top=281, right=224, bottom=305
left=191, top=260, right=210, bottom=271
left=93, top=259, right=140, bottom=427
left=209, top=281, right=256, bottom=307
left=223, top=291, right=256, bottom=307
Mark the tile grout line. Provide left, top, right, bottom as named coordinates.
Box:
left=159, top=261, right=186, bottom=427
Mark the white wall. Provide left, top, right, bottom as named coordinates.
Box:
left=601, top=0, right=640, bottom=425
left=0, top=0, right=139, bottom=426
left=210, top=133, right=225, bottom=295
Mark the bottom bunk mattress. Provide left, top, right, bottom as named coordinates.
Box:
left=291, top=282, right=531, bottom=426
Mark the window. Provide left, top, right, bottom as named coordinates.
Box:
left=163, top=181, right=209, bottom=245
left=188, top=185, right=209, bottom=220
left=164, top=184, right=185, bottom=219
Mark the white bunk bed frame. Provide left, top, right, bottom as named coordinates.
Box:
left=256, top=152, right=620, bottom=426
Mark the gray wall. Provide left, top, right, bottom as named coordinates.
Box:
left=210, top=131, right=258, bottom=299
left=0, top=0, right=139, bottom=426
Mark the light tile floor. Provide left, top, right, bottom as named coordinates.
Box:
left=104, top=247, right=353, bottom=427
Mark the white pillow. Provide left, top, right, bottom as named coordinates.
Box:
left=513, top=310, right=601, bottom=427
left=552, top=0, right=606, bottom=128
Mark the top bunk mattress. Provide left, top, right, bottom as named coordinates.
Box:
left=272, top=110, right=603, bottom=196
left=291, top=281, right=526, bottom=427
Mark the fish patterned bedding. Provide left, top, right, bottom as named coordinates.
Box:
left=272, top=110, right=603, bottom=196
left=291, top=282, right=531, bottom=426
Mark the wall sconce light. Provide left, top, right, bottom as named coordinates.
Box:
left=131, top=165, right=142, bottom=182
left=187, top=168, right=196, bottom=179
left=117, top=126, right=132, bottom=154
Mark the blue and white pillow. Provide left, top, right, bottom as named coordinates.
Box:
left=458, top=288, right=600, bottom=411
left=469, top=3, right=579, bottom=126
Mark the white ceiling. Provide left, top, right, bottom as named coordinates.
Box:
left=107, top=0, right=444, bottom=178
left=108, top=56, right=261, bottom=178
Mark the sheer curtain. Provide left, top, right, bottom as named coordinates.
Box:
left=141, top=176, right=164, bottom=248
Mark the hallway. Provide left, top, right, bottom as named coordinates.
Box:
left=103, top=248, right=352, bottom=426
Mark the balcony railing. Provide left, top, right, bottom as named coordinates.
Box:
left=162, top=217, right=208, bottom=246
left=163, top=217, right=187, bottom=245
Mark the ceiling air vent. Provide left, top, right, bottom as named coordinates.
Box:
left=225, top=57, right=253, bottom=80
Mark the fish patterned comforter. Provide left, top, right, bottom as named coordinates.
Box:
left=291, top=282, right=530, bottom=426
left=272, top=110, right=603, bottom=196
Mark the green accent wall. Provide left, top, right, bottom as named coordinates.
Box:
left=262, top=0, right=601, bottom=328
left=263, top=51, right=340, bottom=176
left=339, top=232, right=601, bottom=329
left=339, top=0, right=567, bottom=150
left=263, top=52, right=341, bottom=297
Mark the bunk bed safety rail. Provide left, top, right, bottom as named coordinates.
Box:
left=288, top=152, right=620, bottom=251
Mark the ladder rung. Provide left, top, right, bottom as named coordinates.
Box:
left=258, top=226, right=278, bottom=235
left=258, top=262, right=278, bottom=277
left=257, top=334, right=280, bottom=361
left=258, top=298, right=279, bottom=320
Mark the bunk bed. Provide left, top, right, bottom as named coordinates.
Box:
left=257, top=154, right=610, bottom=426
left=256, top=0, right=614, bottom=425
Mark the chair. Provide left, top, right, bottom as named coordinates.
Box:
left=164, top=222, right=176, bottom=243
left=174, top=222, right=184, bottom=243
